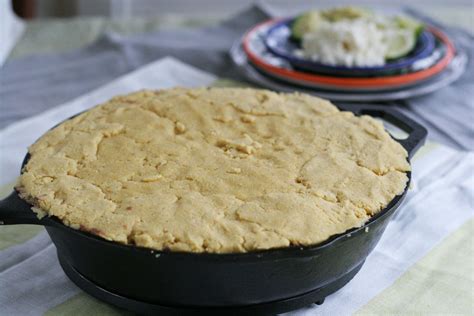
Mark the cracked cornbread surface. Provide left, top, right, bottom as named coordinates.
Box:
left=17, top=87, right=410, bottom=253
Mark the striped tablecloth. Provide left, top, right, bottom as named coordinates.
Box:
left=0, top=58, right=472, bottom=315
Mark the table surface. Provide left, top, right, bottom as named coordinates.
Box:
left=3, top=7, right=474, bottom=316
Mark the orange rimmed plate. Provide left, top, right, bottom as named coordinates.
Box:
left=242, top=19, right=455, bottom=91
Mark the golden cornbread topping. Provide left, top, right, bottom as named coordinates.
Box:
left=17, top=88, right=409, bottom=253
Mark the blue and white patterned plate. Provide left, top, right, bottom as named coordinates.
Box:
left=264, top=19, right=437, bottom=77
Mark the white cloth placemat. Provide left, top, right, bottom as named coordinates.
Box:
left=0, top=57, right=472, bottom=315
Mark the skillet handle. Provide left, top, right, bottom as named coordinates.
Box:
left=339, top=105, right=428, bottom=158
left=0, top=191, right=43, bottom=225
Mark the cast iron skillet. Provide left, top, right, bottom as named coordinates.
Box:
left=0, top=105, right=427, bottom=314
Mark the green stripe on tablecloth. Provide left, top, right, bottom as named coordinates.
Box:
left=0, top=181, right=44, bottom=250
left=211, top=78, right=252, bottom=88
left=357, top=218, right=474, bottom=315
left=45, top=293, right=131, bottom=316
left=410, top=141, right=439, bottom=161
left=0, top=182, right=15, bottom=199
left=0, top=225, right=44, bottom=251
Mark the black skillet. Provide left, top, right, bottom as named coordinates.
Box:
left=0, top=105, right=427, bottom=315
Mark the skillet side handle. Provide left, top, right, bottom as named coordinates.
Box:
left=362, top=108, right=427, bottom=158
left=0, top=191, right=43, bottom=225
left=339, top=105, right=428, bottom=158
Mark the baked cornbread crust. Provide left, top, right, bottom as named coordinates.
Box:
left=17, top=88, right=409, bottom=253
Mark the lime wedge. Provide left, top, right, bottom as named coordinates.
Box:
left=321, top=6, right=372, bottom=22
left=384, top=29, right=417, bottom=59
left=291, top=11, right=322, bottom=41
left=394, top=16, right=424, bottom=36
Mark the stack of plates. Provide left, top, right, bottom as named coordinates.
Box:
left=230, top=18, right=467, bottom=102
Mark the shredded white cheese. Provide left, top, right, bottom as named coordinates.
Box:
left=300, top=19, right=388, bottom=67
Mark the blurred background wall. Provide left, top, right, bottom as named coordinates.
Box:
left=12, top=0, right=474, bottom=19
